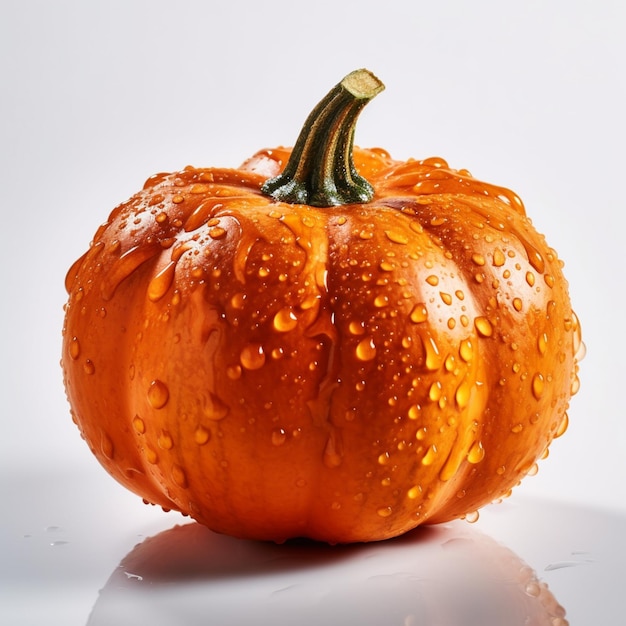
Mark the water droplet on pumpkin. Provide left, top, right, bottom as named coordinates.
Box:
left=101, top=432, right=114, bottom=460
left=407, top=485, right=422, bottom=500
left=472, top=253, right=486, bottom=266
left=492, top=248, right=506, bottom=267
left=555, top=412, right=569, bottom=438
left=148, top=262, right=176, bottom=302
left=425, top=275, right=439, bottom=286
left=323, top=430, right=343, bottom=468
left=69, top=337, right=80, bottom=360
left=408, top=405, right=420, bottom=420
left=377, top=506, right=393, bottom=518
left=373, top=294, right=389, bottom=308
left=532, top=373, right=545, bottom=399
left=226, top=364, right=242, bottom=380
left=356, top=337, right=377, bottom=361
left=512, top=297, right=523, bottom=312
left=133, top=415, right=146, bottom=434
left=409, top=303, right=428, bottom=323
left=459, top=339, right=473, bottom=363
left=145, top=447, right=158, bottom=464
left=271, top=428, right=287, bottom=446
left=148, top=379, right=169, bottom=409
left=83, top=359, right=95, bottom=375
left=537, top=332, right=548, bottom=355
left=348, top=320, right=365, bottom=336
left=467, top=441, right=485, bottom=464
left=474, top=317, right=493, bottom=337
left=428, top=381, right=442, bottom=402
left=273, top=308, right=298, bottom=332
left=421, top=445, right=437, bottom=465
left=194, top=425, right=211, bottom=445
left=455, top=380, right=471, bottom=409
left=209, top=226, right=226, bottom=240
left=464, top=510, right=480, bottom=523
left=157, top=430, right=173, bottom=450
left=240, top=343, right=266, bottom=370
left=171, top=464, right=188, bottom=488
left=424, top=336, right=442, bottom=370
left=378, top=452, right=390, bottom=466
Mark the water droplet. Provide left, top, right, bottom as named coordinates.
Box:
left=355, top=337, right=377, bottom=361
left=409, top=303, right=428, bottom=323
left=378, top=451, right=390, bottom=466
left=421, top=445, right=437, bottom=465
left=532, top=373, right=545, bottom=399
left=194, top=425, right=211, bottom=445
left=467, top=441, right=485, bottom=464
left=273, top=308, right=298, bottom=332
left=385, top=230, right=409, bottom=245
left=555, top=413, right=569, bottom=438
left=492, top=248, right=506, bottom=267
left=474, top=316, right=493, bottom=337
left=323, top=430, right=343, bottom=468
left=69, top=337, right=80, bottom=360
left=209, top=226, right=226, bottom=239
left=348, top=320, right=365, bottom=335
left=171, top=464, right=188, bottom=488
left=455, top=380, right=471, bottom=409
left=240, top=343, right=266, bottom=370
left=440, top=292, right=452, bottom=305
left=226, top=364, right=242, bottom=380
left=83, top=359, right=95, bottom=375
left=424, top=336, right=442, bottom=370
left=428, top=381, right=442, bottom=402
left=157, top=430, right=173, bottom=450
left=537, top=332, right=548, bottom=355
left=145, top=447, right=158, bottom=464
left=408, top=404, right=420, bottom=420
left=101, top=432, right=114, bottom=459
left=101, top=244, right=161, bottom=301
left=407, top=485, right=422, bottom=500
left=148, top=262, right=176, bottom=302
left=373, top=294, right=389, bottom=308
left=415, top=427, right=427, bottom=441
left=512, top=297, right=523, bottom=312
left=459, top=339, right=473, bottom=363
left=524, top=244, right=545, bottom=273
left=511, top=423, right=523, bottom=433
left=148, top=379, right=169, bottom=409
left=203, top=392, right=229, bottom=421
left=472, top=253, right=485, bottom=266
left=425, top=275, right=439, bottom=286
left=377, top=506, right=393, bottom=517
left=271, top=428, right=287, bottom=446
left=132, top=415, right=146, bottom=434
left=464, top=510, right=480, bottom=523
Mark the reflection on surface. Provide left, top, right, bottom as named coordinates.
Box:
left=87, top=521, right=567, bottom=626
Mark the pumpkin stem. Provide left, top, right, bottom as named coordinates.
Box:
left=261, top=69, right=385, bottom=207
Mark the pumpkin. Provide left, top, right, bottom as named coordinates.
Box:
left=62, top=69, right=583, bottom=543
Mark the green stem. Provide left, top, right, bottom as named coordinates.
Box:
left=261, top=69, right=385, bottom=207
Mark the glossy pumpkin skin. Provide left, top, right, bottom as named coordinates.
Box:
left=62, top=73, right=581, bottom=544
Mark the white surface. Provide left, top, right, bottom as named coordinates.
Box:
left=1, top=1, right=625, bottom=623
left=2, top=467, right=624, bottom=625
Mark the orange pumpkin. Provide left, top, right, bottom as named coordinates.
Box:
left=62, top=69, right=582, bottom=543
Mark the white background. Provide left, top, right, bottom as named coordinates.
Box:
left=2, top=0, right=625, bottom=518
